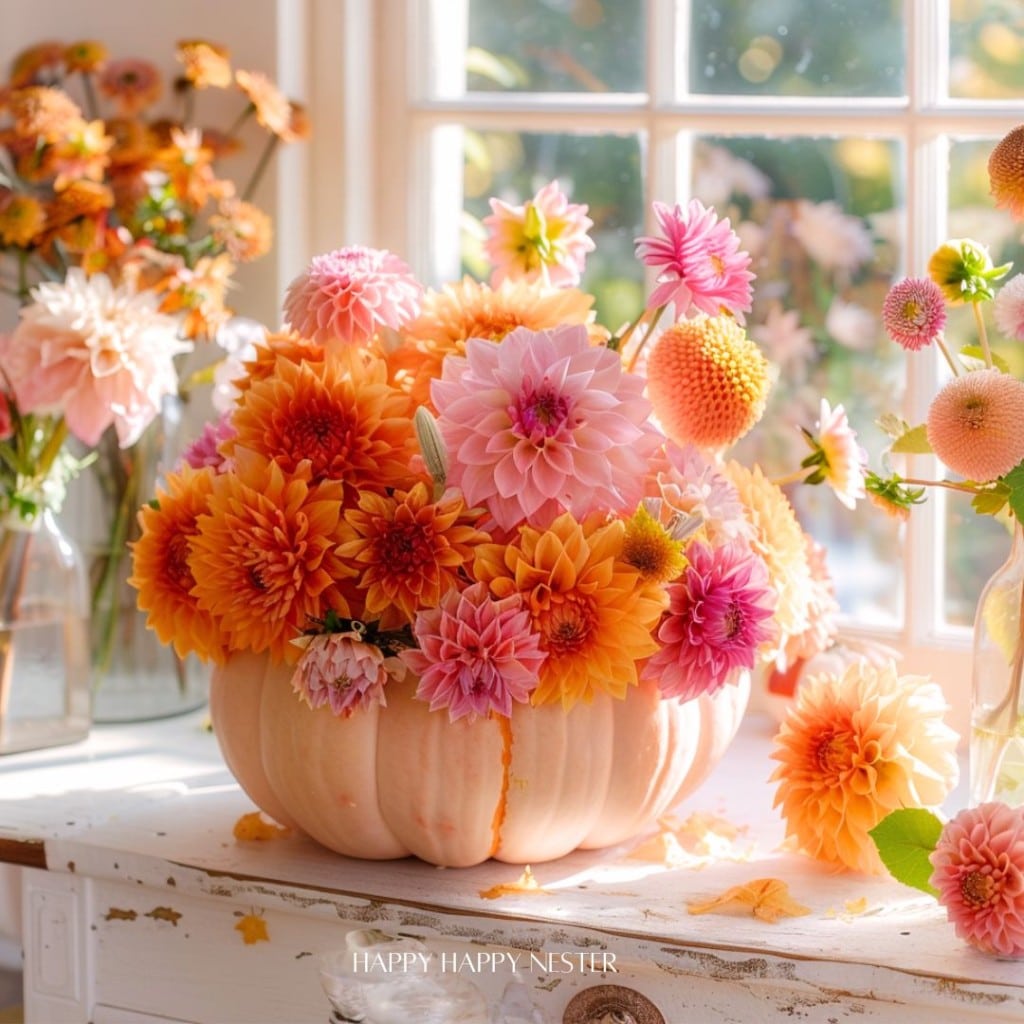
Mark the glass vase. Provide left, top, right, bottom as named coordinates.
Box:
left=969, top=516, right=1024, bottom=806
left=0, top=509, right=91, bottom=755
left=63, top=394, right=207, bottom=722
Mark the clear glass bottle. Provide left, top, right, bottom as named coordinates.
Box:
left=0, top=508, right=91, bottom=755
left=969, top=516, right=1024, bottom=806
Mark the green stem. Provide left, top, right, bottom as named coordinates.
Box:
left=15, top=252, right=29, bottom=303
left=79, top=72, right=99, bottom=120
left=900, top=475, right=984, bottom=495
left=226, top=104, right=254, bottom=141
left=973, top=302, right=994, bottom=369
left=36, top=419, right=68, bottom=481
left=242, top=133, right=279, bottom=201
left=770, top=467, right=811, bottom=488
left=624, top=303, right=669, bottom=373
left=935, top=334, right=961, bottom=377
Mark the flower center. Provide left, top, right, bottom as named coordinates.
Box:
left=813, top=730, right=854, bottom=774
left=166, top=533, right=195, bottom=592
left=376, top=521, right=432, bottom=570
left=959, top=397, right=986, bottom=430
left=710, top=252, right=726, bottom=275
left=513, top=384, right=571, bottom=439
left=961, top=869, right=997, bottom=908
left=539, top=593, right=596, bottom=655
left=723, top=601, right=744, bottom=641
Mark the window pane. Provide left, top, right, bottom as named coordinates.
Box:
left=950, top=0, right=1024, bottom=99
left=942, top=137, right=1024, bottom=624
left=695, top=136, right=905, bottom=622
left=461, top=131, right=645, bottom=326
left=455, top=0, right=646, bottom=95
left=689, top=0, right=905, bottom=97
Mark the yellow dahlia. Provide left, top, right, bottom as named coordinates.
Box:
left=474, top=512, right=664, bottom=709
left=189, top=450, right=354, bottom=662
left=647, top=314, right=770, bottom=450
left=338, top=482, right=490, bottom=627
left=129, top=465, right=226, bottom=663
left=724, top=461, right=814, bottom=666
left=770, top=659, right=959, bottom=875
left=394, top=276, right=606, bottom=408
left=621, top=503, right=687, bottom=583
left=64, top=41, right=108, bottom=75
left=228, top=350, right=418, bottom=496
left=0, top=193, right=46, bottom=248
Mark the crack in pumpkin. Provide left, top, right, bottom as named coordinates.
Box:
left=489, top=716, right=514, bottom=857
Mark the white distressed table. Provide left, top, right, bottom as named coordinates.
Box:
left=0, top=709, right=1022, bottom=1023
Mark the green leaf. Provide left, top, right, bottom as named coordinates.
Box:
left=973, top=485, right=1009, bottom=518
left=868, top=808, right=943, bottom=897
left=890, top=424, right=933, bottom=455
left=959, top=346, right=1012, bottom=374
left=1004, top=460, right=1024, bottom=523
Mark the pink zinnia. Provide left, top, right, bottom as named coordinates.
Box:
left=484, top=180, right=595, bottom=288
left=178, top=412, right=236, bottom=473
left=930, top=802, right=1024, bottom=958
left=643, top=539, right=776, bottom=703
left=431, top=324, right=662, bottom=530
left=994, top=274, right=1024, bottom=341
left=291, top=633, right=390, bottom=717
left=634, top=199, right=754, bottom=323
left=881, top=277, right=947, bottom=351
left=282, top=246, right=423, bottom=347
left=402, top=582, right=546, bottom=722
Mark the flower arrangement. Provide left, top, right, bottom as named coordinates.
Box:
left=0, top=38, right=308, bottom=682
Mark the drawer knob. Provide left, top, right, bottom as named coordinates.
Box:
left=562, top=984, right=666, bottom=1024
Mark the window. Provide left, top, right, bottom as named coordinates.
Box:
left=345, top=0, right=1024, bottom=719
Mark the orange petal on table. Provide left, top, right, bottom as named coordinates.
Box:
left=235, top=911, right=270, bottom=944
left=628, top=831, right=694, bottom=868
left=479, top=865, right=550, bottom=900
left=687, top=877, right=811, bottom=923
left=233, top=811, right=292, bottom=841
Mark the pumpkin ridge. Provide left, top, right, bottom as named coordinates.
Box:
left=489, top=714, right=513, bottom=856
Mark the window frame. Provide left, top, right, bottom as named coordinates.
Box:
left=319, top=0, right=1024, bottom=728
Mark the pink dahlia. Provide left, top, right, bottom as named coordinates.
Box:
left=402, top=581, right=546, bottom=722
left=634, top=198, right=754, bottom=323
left=431, top=324, right=662, bottom=530
left=994, top=274, right=1024, bottom=341
left=291, top=632, right=390, bottom=717
left=882, top=277, right=947, bottom=351
left=814, top=398, right=868, bottom=510
left=643, top=539, right=776, bottom=702
left=484, top=180, right=595, bottom=288
left=930, top=802, right=1024, bottom=958
left=282, top=246, right=423, bottom=347
left=178, top=412, right=236, bottom=473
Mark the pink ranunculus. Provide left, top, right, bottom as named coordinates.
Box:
left=431, top=324, right=663, bottom=530
left=643, top=538, right=777, bottom=702
left=634, top=198, right=754, bottom=323
left=0, top=269, right=189, bottom=447
left=282, top=245, right=423, bottom=346
left=402, top=581, right=546, bottom=722
left=930, top=802, right=1024, bottom=958
left=291, top=632, right=390, bottom=717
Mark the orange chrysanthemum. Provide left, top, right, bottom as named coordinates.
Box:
left=9, top=86, right=83, bottom=141
left=228, top=350, right=418, bottom=496
left=64, top=40, right=108, bottom=75
left=0, top=193, right=46, bottom=247
left=9, top=43, right=65, bottom=87
left=129, top=465, right=226, bottom=663
left=282, top=101, right=312, bottom=143
left=725, top=461, right=814, bottom=667
left=235, top=69, right=291, bottom=137
left=989, top=124, right=1024, bottom=221
left=926, top=368, right=1024, bottom=482
left=189, top=450, right=353, bottom=662
left=176, top=40, right=232, bottom=89
left=236, top=331, right=324, bottom=396
left=394, top=276, right=606, bottom=408
left=50, top=119, right=113, bottom=190
left=647, top=315, right=770, bottom=450
left=770, top=659, right=959, bottom=875
left=474, top=512, right=665, bottom=709
left=97, top=59, right=163, bottom=116
left=155, top=252, right=235, bottom=339
left=209, top=197, right=273, bottom=263
left=338, top=482, right=490, bottom=627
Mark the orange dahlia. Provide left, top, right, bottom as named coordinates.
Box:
left=236, top=331, right=324, bottom=395
left=64, top=41, right=108, bottom=75
left=228, top=350, right=418, bottom=495
left=724, top=461, right=814, bottom=666
left=9, top=86, right=83, bottom=141
left=338, top=482, right=490, bottom=627
left=394, top=276, right=605, bottom=408
left=647, top=314, right=770, bottom=450
left=189, top=450, right=354, bottom=662
left=235, top=69, right=291, bottom=137
left=474, top=512, right=665, bottom=708
left=989, top=125, right=1024, bottom=221
left=176, top=40, right=232, bottom=89
left=9, top=42, right=65, bottom=87
left=209, top=197, right=273, bottom=263
left=129, top=465, right=226, bottom=663
left=771, top=659, right=959, bottom=875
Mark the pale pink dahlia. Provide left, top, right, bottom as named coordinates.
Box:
left=643, top=539, right=776, bottom=703
left=814, top=399, right=868, bottom=510
left=282, top=246, right=423, bottom=346
left=926, top=369, right=1024, bottom=482
left=402, top=581, right=546, bottom=722
left=656, top=442, right=752, bottom=542
left=178, top=412, right=236, bottom=473
left=882, top=277, right=947, bottom=351
left=484, top=180, right=595, bottom=288
left=930, top=802, right=1024, bottom=958
left=994, top=274, right=1024, bottom=341
left=635, top=199, right=754, bottom=323
left=291, top=633, right=390, bottom=717
left=431, top=324, right=662, bottom=530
